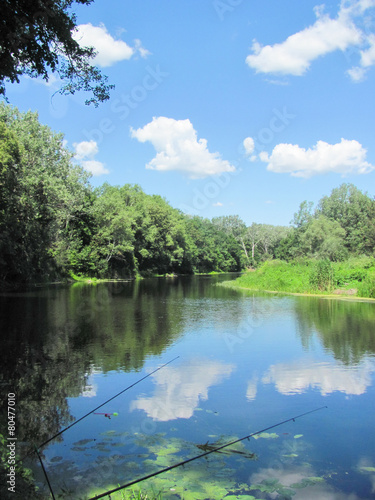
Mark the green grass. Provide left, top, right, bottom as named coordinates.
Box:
left=221, top=257, right=375, bottom=298
left=224, top=259, right=312, bottom=294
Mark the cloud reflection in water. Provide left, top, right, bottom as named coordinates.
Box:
left=130, top=358, right=234, bottom=421
left=261, top=359, right=375, bottom=396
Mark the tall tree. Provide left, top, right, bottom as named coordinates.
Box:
left=245, top=223, right=262, bottom=262
left=292, top=200, right=314, bottom=229
left=212, top=215, right=249, bottom=263
left=0, top=103, right=91, bottom=284
left=301, top=215, right=347, bottom=261
left=317, top=183, right=375, bottom=254
left=1, top=0, right=113, bottom=106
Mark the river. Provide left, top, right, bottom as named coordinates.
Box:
left=1, top=275, right=375, bottom=499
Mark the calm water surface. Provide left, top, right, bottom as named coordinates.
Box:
left=1, top=275, right=375, bottom=499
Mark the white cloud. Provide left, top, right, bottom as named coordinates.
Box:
left=344, top=0, right=375, bottom=16
left=246, top=2, right=375, bottom=77
left=243, top=137, right=257, bottom=161
left=260, top=138, right=374, bottom=177
left=348, top=31, right=375, bottom=80
left=212, top=202, right=223, bottom=207
left=360, top=33, right=375, bottom=66
left=130, top=359, right=234, bottom=421
left=81, top=160, right=109, bottom=176
left=73, top=23, right=139, bottom=67
left=134, top=38, right=152, bottom=58
left=29, top=73, right=61, bottom=88
left=73, top=140, right=109, bottom=176
left=73, top=140, right=98, bottom=160
left=131, top=117, right=236, bottom=179
left=243, top=137, right=255, bottom=155
left=347, top=65, right=367, bottom=80
left=262, top=359, right=375, bottom=396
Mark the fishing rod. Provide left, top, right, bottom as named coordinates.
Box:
left=34, top=446, right=56, bottom=500
left=89, top=405, right=328, bottom=500
left=18, top=356, right=179, bottom=463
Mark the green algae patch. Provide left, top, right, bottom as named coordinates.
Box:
left=359, top=466, right=375, bottom=473
left=252, top=432, right=279, bottom=440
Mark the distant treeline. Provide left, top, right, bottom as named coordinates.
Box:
left=1, top=104, right=375, bottom=287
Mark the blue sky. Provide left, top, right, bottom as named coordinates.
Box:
left=5, top=0, right=375, bottom=226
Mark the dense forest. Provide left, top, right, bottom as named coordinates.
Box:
left=1, top=103, right=375, bottom=288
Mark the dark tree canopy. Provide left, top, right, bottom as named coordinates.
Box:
left=0, top=0, right=114, bottom=105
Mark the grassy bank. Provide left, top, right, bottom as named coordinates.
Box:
left=221, top=257, right=375, bottom=299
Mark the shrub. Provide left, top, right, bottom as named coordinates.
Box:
left=334, top=256, right=375, bottom=286
left=357, top=273, right=375, bottom=298
left=309, top=260, right=335, bottom=291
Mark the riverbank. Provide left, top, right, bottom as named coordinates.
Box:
left=220, top=258, right=375, bottom=300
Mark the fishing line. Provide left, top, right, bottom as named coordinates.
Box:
left=88, top=405, right=328, bottom=500
left=19, top=356, right=179, bottom=463
left=34, top=446, right=56, bottom=500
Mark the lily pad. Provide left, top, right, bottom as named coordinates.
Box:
left=291, top=476, right=325, bottom=488
left=73, top=439, right=95, bottom=446
left=101, top=430, right=117, bottom=436
left=250, top=478, right=280, bottom=492
left=157, top=444, right=180, bottom=456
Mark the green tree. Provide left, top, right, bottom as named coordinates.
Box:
left=185, top=216, right=242, bottom=273
left=134, top=194, right=191, bottom=275
left=90, top=184, right=137, bottom=277
left=242, top=223, right=291, bottom=264
left=243, top=223, right=262, bottom=263
left=301, top=215, right=347, bottom=261
left=292, top=200, right=314, bottom=229
left=212, top=215, right=249, bottom=263
left=0, top=103, right=91, bottom=284
left=317, top=183, right=375, bottom=254
left=257, top=224, right=290, bottom=256
left=1, top=0, right=114, bottom=106
left=274, top=230, right=298, bottom=261
left=0, top=121, right=24, bottom=282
